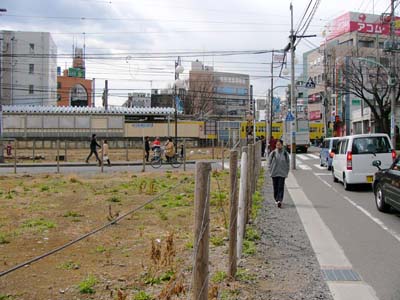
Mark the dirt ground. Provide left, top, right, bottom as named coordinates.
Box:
left=3, top=147, right=227, bottom=164
left=0, top=168, right=263, bottom=299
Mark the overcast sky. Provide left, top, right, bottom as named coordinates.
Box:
left=0, top=0, right=394, bottom=106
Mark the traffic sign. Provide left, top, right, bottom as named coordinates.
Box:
left=305, top=77, right=316, bottom=89
left=285, top=111, right=295, bottom=122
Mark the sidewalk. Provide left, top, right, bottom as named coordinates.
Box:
left=241, top=170, right=334, bottom=300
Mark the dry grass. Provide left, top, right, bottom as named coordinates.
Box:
left=0, top=168, right=247, bottom=299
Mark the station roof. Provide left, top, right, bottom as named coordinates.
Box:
left=2, top=105, right=176, bottom=115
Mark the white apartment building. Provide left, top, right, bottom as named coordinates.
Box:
left=0, top=31, right=57, bottom=106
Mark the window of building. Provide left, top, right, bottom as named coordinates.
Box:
left=339, top=39, right=353, bottom=47
left=29, top=85, right=34, bottom=94
left=29, top=64, right=34, bottom=74
left=57, top=82, right=62, bottom=89
left=358, top=40, right=374, bottom=48
left=379, top=42, right=384, bottom=49
left=29, top=43, right=35, bottom=54
left=318, top=75, right=321, bottom=83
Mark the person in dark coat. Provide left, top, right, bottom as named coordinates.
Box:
left=86, top=134, right=101, bottom=165
left=144, top=136, right=150, bottom=162
left=261, top=135, right=266, bottom=157
left=268, top=139, right=290, bottom=208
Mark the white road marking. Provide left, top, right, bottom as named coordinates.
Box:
left=316, top=176, right=400, bottom=245
left=314, top=172, right=331, bottom=176
left=314, top=164, right=326, bottom=170
left=307, top=154, right=320, bottom=159
left=287, top=173, right=379, bottom=300
left=297, top=154, right=310, bottom=160
left=297, top=164, right=312, bottom=170
left=343, top=196, right=400, bottom=244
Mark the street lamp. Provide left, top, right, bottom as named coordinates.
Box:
left=174, top=58, right=184, bottom=151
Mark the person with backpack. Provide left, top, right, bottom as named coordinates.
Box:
left=268, top=139, right=290, bottom=208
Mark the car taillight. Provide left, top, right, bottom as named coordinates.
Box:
left=329, top=152, right=334, bottom=158
left=346, top=151, right=352, bottom=170
left=392, top=149, right=397, bottom=161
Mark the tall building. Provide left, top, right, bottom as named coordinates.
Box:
left=188, top=60, right=250, bottom=117
left=57, top=47, right=92, bottom=107
left=0, top=31, right=57, bottom=106
left=303, top=11, right=400, bottom=137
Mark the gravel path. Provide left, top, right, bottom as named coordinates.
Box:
left=241, top=170, right=334, bottom=300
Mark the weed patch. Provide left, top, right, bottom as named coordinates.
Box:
left=210, top=235, right=225, bottom=247
left=77, top=275, right=97, bottom=294
left=21, top=218, right=56, bottom=232
left=212, top=271, right=227, bottom=284
left=0, top=233, right=9, bottom=244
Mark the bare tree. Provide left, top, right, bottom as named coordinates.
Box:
left=185, top=73, right=214, bottom=117
left=336, top=55, right=400, bottom=134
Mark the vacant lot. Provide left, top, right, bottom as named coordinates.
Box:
left=0, top=168, right=263, bottom=299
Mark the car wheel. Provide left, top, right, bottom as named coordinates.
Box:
left=332, top=168, right=338, bottom=182
left=375, top=184, right=391, bottom=212
left=343, top=174, right=352, bottom=191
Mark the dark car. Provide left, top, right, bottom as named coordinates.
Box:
left=372, top=157, right=400, bottom=212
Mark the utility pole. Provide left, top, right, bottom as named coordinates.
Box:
left=266, top=89, right=271, bottom=148
left=270, top=51, right=274, bottom=149
left=102, top=80, right=108, bottom=110
left=174, top=56, right=183, bottom=150
left=290, top=3, right=296, bottom=170
left=250, top=85, right=256, bottom=142
left=390, top=0, right=397, bottom=148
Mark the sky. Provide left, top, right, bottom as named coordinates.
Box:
left=0, top=0, right=394, bottom=106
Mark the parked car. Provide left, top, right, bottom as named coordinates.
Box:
left=331, top=133, right=396, bottom=190
left=319, top=137, right=340, bottom=170
left=372, top=157, right=400, bottom=212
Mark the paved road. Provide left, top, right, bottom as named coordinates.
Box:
left=293, top=151, right=400, bottom=300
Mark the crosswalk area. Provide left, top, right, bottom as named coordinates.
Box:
left=262, top=152, right=330, bottom=173
left=296, top=153, right=324, bottom=171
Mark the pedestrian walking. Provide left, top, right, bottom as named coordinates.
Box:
left=268, top=139, right=290, bottom=208
left=86, top=134, right=101, bottom=165
left=144, top=136, right=150, bottom=162
left=261, top=135, right=266, bottom=157
left=102, top=140, right=111, bottom=166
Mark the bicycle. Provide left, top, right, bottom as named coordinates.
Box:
left=150, top=152, right=182, bottom=169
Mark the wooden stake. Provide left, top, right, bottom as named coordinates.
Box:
left=246, top=143, right=254, bottom=223
left=237, top=147, right=248, bottom=259
left=56, top=139, right=60, bottom=174
left=142, top=137, right=146, bottom=173
left=64, top=140, right=68, bottom=162
left=101, top=142, right=104, bottom=173
left=228, top=150, right=239, bottom=278
left=32, top=140, right=35, bottom=162
left=192, top=162, right=211, bottom=300
left=221, top=141, right=225, bottom=171
left=183, top=139, right=186, bottom=171
left=125, top=139, right=129, bottom=161
left=14, top=140, right=17, bottom=174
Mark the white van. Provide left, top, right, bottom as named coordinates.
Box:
left=331, top=133, right=396, bottom=190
